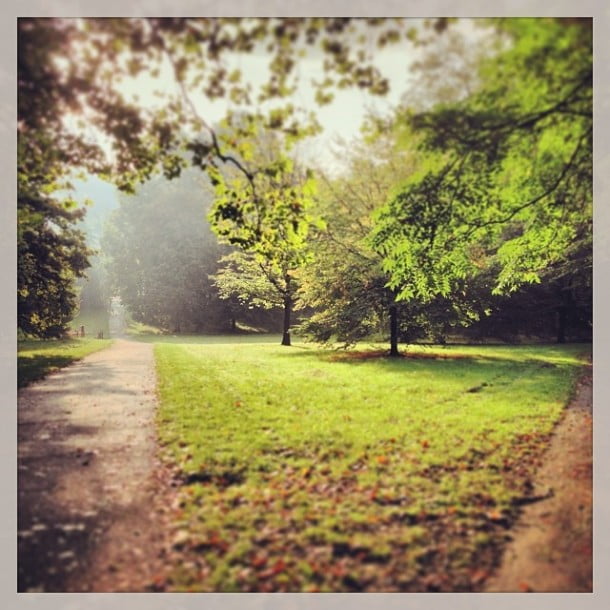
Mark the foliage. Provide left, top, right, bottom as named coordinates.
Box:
left=19, top=18, right=432, bottom=189
left=102, top=171, right=233, bottom=332
left=209, top=118, right=320, bottom=345
left=296, top=134, right=405, bottom=346
left=213, top=251, right=286, bottom=310
left=152, top=338, right=589, bottom=591
left=17, top=19, right=124, bottom=336
left=297, top=132, right=487, bottom=349
left=15, top=17, right=458, bottom=339
left=17, top=191, right=91, bottom=338
left=371, top=19, right=592, bottom=315
left=19, top=18, right=592, bottom=344
left=17, top=338, right=111, bottom=387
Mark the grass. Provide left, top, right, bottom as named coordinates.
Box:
left=126, top=319, right=166, bottom=337
left=152, top=338, right=590, bottom=592
left=133, top=333, right=283, bottom=345
left=18, top=338, right=112, bottom=388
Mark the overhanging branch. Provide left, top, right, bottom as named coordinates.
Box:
left=150, top=23, right=258, bottom=195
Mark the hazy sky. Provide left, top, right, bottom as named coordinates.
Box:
left=70, top=19, right=486, bottom=218
left=111, top=22, right=424, bottom=162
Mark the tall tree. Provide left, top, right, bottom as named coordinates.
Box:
left=208, top=116, right=319, bottom=346
left=102, top=171, right=233, bottom=332
left=18, top=20, right=97, bottom=337
left=297, top=131, right=486, bottom=353
left=29, top=18, right=552, bottom=343
left=17, top=18, right=181, bottom=336
left=371, top=18, right=592, bottom=338
left=17, top=17, right=427, bottom=335
left=17, top=189, right=91, bottom=338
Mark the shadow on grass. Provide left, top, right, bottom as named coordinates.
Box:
left=129, top=333, right=283, bottom=345
left=18, top=354, right=78, bottom=388
left=281, top=344, right=592, bottom=370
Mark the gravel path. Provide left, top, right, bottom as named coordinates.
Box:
left=18, top=339, right=171, bottom=592
left=484, top=366, right=592, bottom=592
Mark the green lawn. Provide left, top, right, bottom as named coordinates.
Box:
left=152, top=339, right=590, bottom=592
left=18, top=338, right=112, bottom=388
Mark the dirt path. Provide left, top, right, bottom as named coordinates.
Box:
left=484, top=366, right=592, bottom=592
left=18, top=338, right=171, bottom=592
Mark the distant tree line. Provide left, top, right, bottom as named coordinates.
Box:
left=101, top=170, right=284, bottom=334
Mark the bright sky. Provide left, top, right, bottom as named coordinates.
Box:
left=71, top=19, right=487, bottom=218
left=111, top=28, right=421, bottom=167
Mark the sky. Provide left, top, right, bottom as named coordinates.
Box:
left=69, top=18, right=488, bottom=227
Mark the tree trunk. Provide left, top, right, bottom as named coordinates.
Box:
left=281, top=296, right=292, bottom=346
left=556, top=287, right=572, bottom=344
left=231, top=317, right=237, bottom=332
left=557, top=304, right=567, bottom=344
left=389, top=304, right=399, bottom=357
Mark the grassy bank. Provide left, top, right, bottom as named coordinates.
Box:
left=152, top=339, right=590, bottom=592
left=18, top=338, right=112, bottom=388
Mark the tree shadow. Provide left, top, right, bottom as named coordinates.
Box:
left=18, top=354, right=77, bottom=388
left=18, top=420, right=109, bottom=591
left=281, top=344, right=590, bottom=370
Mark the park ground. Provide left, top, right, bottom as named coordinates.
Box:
left=17, top=332, right=592, bottom=592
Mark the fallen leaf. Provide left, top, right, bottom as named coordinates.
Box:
left=251, top=554, right=268, bottom=568
left=471, top=568, right=489, bottom=585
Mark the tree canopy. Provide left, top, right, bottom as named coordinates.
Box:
left=208, top=118, right=320, bottom=345
left=17, top=17, right=422, bottom=336
left=371, top=19, right=591, bottom=306
left=18, top=18, right=592, bottom=346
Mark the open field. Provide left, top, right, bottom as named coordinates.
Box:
left=17, top=338, right=112, bottom=388
left=152, top=338, right=590, bottom=591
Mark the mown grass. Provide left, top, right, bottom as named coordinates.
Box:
left=18, top=338, right=112, bottom=388
left=126, top=319, right=166, bottom=337
left=153, top=339, right=590, bottom=592
left=134, top=333, right=283, bottom=345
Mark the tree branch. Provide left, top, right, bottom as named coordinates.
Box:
left=257, top=260, right=289, bottom=297
left=463, top=126, right=591, bottom=238
left=150, top=23, right=258, bottom=194
left=415, top=71, right=592, bottom=147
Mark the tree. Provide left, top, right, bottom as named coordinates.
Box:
left=18, top=192, right=91, bottom=338
left=29, top=17, right=578, bottom=344
left=18, top=17, right=431, bottom=335
left=297, top=130, right=486, bottom=354
left=17, top=18, right=180, bottom=337
left=208, top=117, right=319, bottom=346
left=102, top=171, right=234, bottom=332
left=18, top=20, right=95, bottom=337
left=212, top=250, right=288, bottom=330
left=371, top=18, right=592, bottom=340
